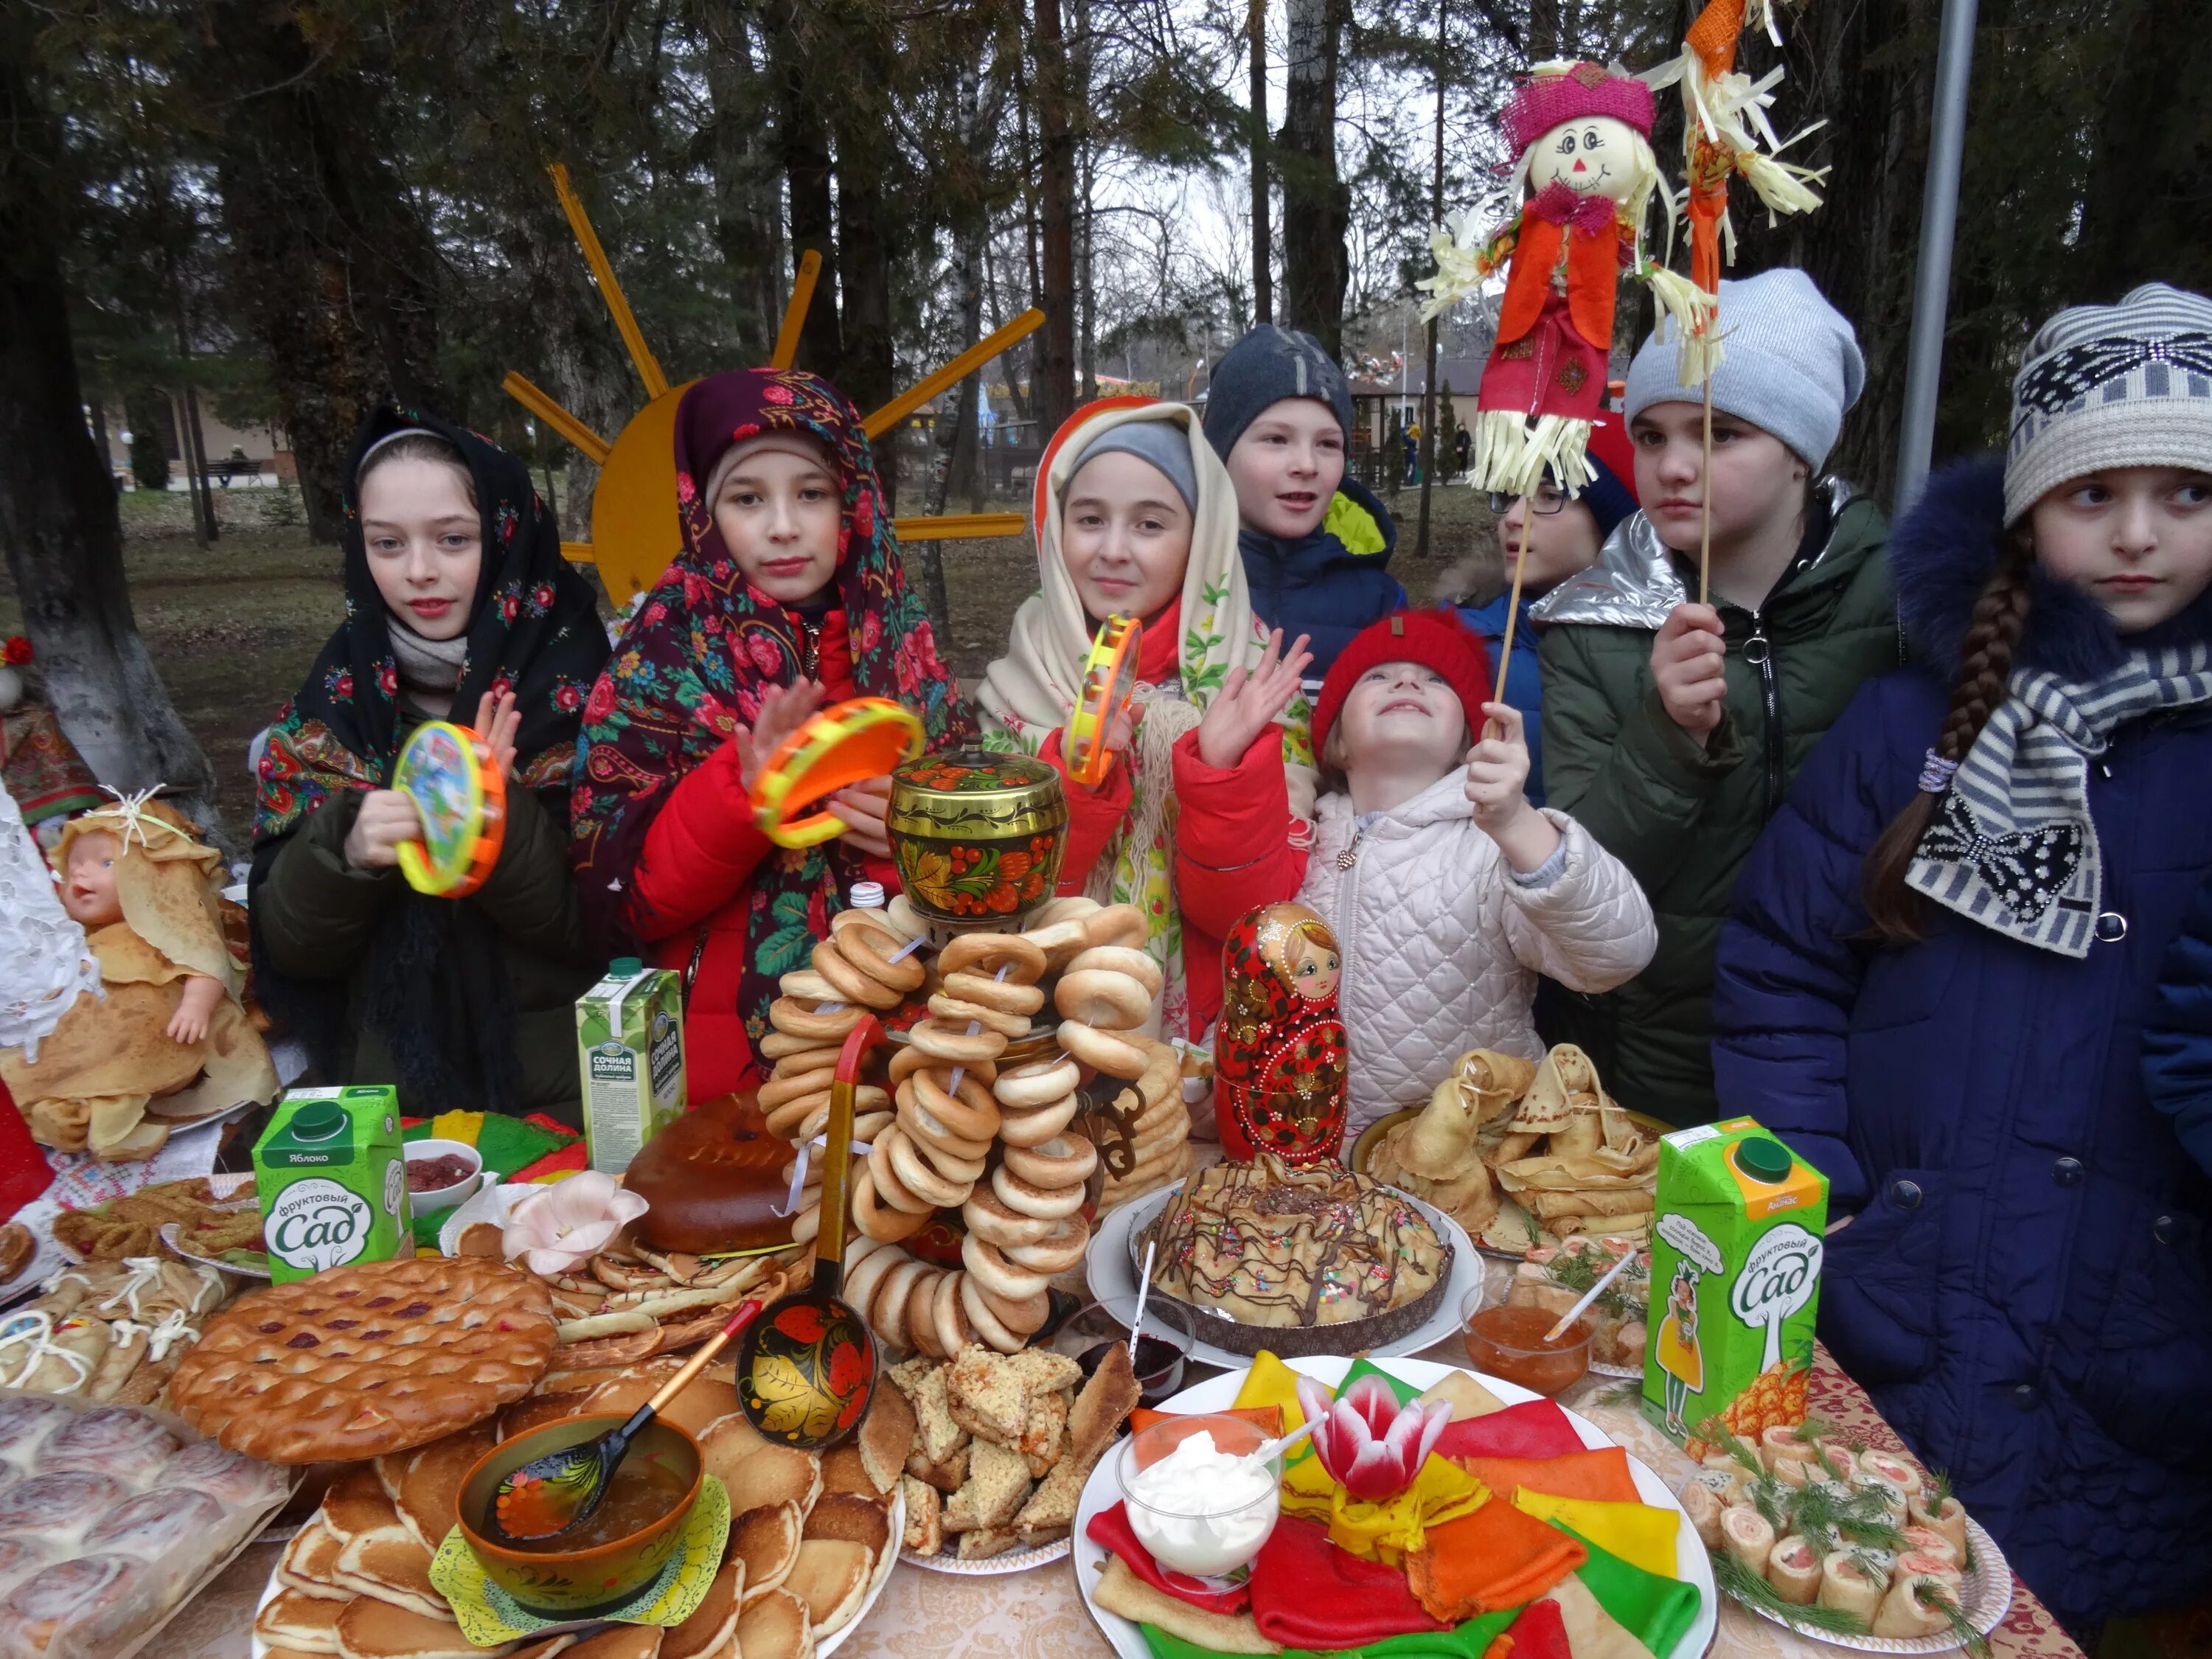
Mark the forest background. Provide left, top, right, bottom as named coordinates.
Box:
left=1, top=0, right=2207, bottom=844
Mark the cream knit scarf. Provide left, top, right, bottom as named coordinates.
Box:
left=978, top=400, right=1318, bottom=1038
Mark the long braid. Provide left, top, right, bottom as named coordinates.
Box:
left=1860, top=524, right=2038, bottom=942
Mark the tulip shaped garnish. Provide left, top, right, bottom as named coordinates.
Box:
left=1294, top=1374, right=1452, bottom=1500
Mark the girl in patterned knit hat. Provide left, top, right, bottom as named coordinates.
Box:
left=1711, top=283, right=2212, bottom=1632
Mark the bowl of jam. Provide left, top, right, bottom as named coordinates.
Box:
left=404, top=1139, right=484, bottom=1214
left=1462, top=1303, right=1593, bottom=1397
left=459, top=1415, right=701, bottom=1615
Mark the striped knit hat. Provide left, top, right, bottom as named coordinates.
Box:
left=2004, top=282, right=2212, bottom=524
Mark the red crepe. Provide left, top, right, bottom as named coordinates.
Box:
left=1454, top=1448, right=1642, bottom=1506
left=1493, top=1595, right=1574, bottom=1659
left=1433, top=1399, right=1587, bottom=1461
left=1250, top=1514, right=1450, bottom=1647
left=1085, top=1502, right=1251, bottom=1613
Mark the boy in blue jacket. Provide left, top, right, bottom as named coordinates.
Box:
left=1203, top=327, right=1405, bottom=683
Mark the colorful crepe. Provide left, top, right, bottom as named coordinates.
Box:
left=1138, top=1607, right=1520, bottom=1659
left=1455, top=1450, right=1641, bottom=1506
left=1086, top=1502, right=1251, bottom=1614
left=1407, top=1497, right=1587, bottom=1623
left=403, top=1111, right=586, bottom=1246
left=1495, top=1598, right=1573, bottom=1659
left=1249, top=1515, right=1449, bottom=1646
left=1512, top=1495, right=1680, bottom=1579
left=1563, top=1527, right=1703, bottom=1659
left=1234, top=1352, right=1336, bottom=1498
left=1281, top=1453, right=1487, bottom=1564
left=1433, top=1399, right=1587, bottom=1461
left=1130, top=1406, right=1285, bottom=1440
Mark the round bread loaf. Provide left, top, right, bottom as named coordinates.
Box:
left=625, top=1094, right=795, bottom=1255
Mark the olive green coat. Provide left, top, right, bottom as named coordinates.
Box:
left=1530, top=483, right=1897, bottom=1126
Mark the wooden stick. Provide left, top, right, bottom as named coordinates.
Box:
left=548, top=164, right=669, bottom=400
left=1698, top=367, right=1715, bottom=607
left=1488, top=495, right=1534, bottom=737
left=890, top=512, right=1028, bottom=542
left=501, top=372, right=611, bottom=465
left=862, top=309, right=1046, bottom=440
left=772, top=251, right=824, bottom=370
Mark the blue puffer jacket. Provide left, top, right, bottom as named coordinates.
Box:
left=1239, top=476, right=1406, bottom=678
left=2141, top=873, right=2212, bottom=1178
left=1454, top=591, right=1544, bottom=805
left=1711, top=458, right=2212, bottom=1631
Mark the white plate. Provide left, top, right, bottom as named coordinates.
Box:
left=1728, top=1514, right=2012, bottom=1654
left=1071, top=1355, right=1718, bottom=1659
left=1086, top=1185, right=1485, bottom=1368
left=902, top=1534, right=1071, bottom=1575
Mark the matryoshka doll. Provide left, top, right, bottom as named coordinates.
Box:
left=1215, top=902, right=1349, bottom=1164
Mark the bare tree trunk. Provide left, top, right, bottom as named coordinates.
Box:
left=1032, top=0, right=1079, bottom=438
left=181, top=378, right=218, bottom=545
left=768, top=0, right=844, bottom=380
left=0, top=41, right=224, bottom=841
left=2073, top=0, right=2211, bottom=319
left=1249, top=0, right=1273, bottom=324
left=830, top=0, right=897, bottom=438
left=1280, top=0, right=1349, bottom=355
left=1416, top=0, right=1447, bottom=559
left=700, top=7, right=785, bottom=361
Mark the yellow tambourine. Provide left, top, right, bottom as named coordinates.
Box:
left=752, top=697, right=925, bottom=849
left=392, top=720, right=507, bottom=898
left=1065, top=613, right=1142, bottom=787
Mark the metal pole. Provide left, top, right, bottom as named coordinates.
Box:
left=1893, top=0, right=1979, bottom=512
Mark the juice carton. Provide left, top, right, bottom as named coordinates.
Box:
left=577, top=956, right=687, bottom=1175
left=1643, top=1116, right=1827, bottom=1459
left=253, top=1085, right=412, bottom=1284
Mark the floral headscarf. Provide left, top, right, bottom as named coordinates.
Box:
left=568, top=369, right=973, bottom=1047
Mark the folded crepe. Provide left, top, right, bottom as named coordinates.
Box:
left=1566, top=1526, right=1705, bottom=1659
left=1540, top=1573, right=1655, bottom=1659
left=1512, top=1493, right=1680, bottom=1579
left=1095, top=1557, right=1279, bottom=1655
left=1140, top=1608, right=1519, bottom=1659
left=1496, top=1596, right=1574, bottom=1659
left=1407, top=1497, right=1587, bottom=1622
left=1249, top=1514, right=1449, bottom=1646
left=1433, top=1399, right=1587, bottom=1462
left=1455, top=1450, right=1641, bottom=1506
left=1085, top=1503, right=1251, bottom=1614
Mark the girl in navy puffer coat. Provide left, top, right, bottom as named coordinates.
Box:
left=1711, top=285, right=2212, bottom=1634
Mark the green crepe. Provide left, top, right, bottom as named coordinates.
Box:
left=1335, top=1357, right=1423, bottom=1407
left=1556, top=1526, right=1702, bottom=1659
left=1138, top=1607, right=1518, bottom=1659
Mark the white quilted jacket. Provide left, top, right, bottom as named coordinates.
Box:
left=1295, top=772, right=1658, bottom=1136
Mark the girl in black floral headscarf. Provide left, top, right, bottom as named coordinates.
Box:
left=250, top=406, right=610, bottom=1124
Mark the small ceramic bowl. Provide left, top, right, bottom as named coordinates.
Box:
left=406, top=1138, right=485, bottom=1214
left=459, top=1415, right=701, bottom=1615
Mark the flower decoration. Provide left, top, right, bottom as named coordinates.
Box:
left=1295, top=1374, right=1452, bottom=1500
left=1, top=636, right=31, bottom=667
left=501, top=1171, right=650, bottom=1276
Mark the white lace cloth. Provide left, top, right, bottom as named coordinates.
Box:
left=0, top=777, right=102, bottom=1062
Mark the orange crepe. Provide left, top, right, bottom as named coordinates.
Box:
left=1454, top=1448, right=1641, bottom=1506
left=1127, top=1406, right=1284, bottom=1441
left=1407, top=1498, right=1589, bottom=1624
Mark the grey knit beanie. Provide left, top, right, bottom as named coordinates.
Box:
left=2003, top=282, right=2212, bottom=524
left=1200, top=326, right=1354, bottom=459
left=1066, top=418, right=1199, bottom=512
left=1624, top=268, right=1865, bottom=470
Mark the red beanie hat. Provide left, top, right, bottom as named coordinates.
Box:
left=1310, top=609, right=1493, bottom=762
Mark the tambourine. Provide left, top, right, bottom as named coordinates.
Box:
left=752, top=696, right=925, bottom=849
left=392, top=720, right=507, bottom=897
left=1065, top=613, right=1141, bottom=787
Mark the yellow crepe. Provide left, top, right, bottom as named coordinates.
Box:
left=1284, top=1455, right=1488, bottom=1565
left=1234, top=1351, right=1333, bottom=1498
left=1512, top=1489, right=1683, bottom=1579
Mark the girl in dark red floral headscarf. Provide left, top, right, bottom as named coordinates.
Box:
left=570, top=369, right=973, bottom=1097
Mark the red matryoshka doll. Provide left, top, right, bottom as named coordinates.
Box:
left=1215, top=902, right=1349, bottom=1164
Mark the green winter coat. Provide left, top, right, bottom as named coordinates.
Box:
left=253, top=709, right=597, bottom=1127
left=1529, top=481, right=1897, bottom=1127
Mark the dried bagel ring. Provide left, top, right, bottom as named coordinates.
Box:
left=1065, top=945, right=1165, bottom=999
left=1084, top=902, right=1147, bottom=950
left=926, top=994, right=1031, bottom=1040
left=907, top=1018, right=1006, bottom=1066
left=1060, top=1018, right=1151, bottom=1079
left=906, top=1068, right=1001, bottom=1141
left=865, top=1134, right=938, bottom=1215
left=961, top=1232, right=1049, bottom=1301
left=831, top=908, right=928, bottom=992
left=854, top=1108, right=894, bottom=1143
left=992, top=1164, right=1087, bottom=1222
left=1028, top=895, right=1100, bottom=928
left=778, top=969, right=846, bottom=1005
left=1004, top=1215, right=1089, bottom=1273
left=916, top=1138, right=987, bottom=1186
left=889, top=1042, right=995, bottom=1088
left=1002, top=1133, right=1097, bottom=1190
left=936, top=933, right=1048, bottom=985
left=904, top=1269, right=947, bottom=1359
left=894, top=1096, right=992, bottom=1167
left=961, top=1186, right=1056, bottom=1248
left=977, top=1281, right=1051, bottom=1335
left=1054, top=969, right=1152, bottom=1032
left=995, top=1055, right=1080, bottom=1110
left=853, top=1165, right=932, bottom=1243
left=872, top=1257, right=932, bottom=1352
left=813, top=940, right=907, bottom=1009
left=770, top=997, right=864, bottom=1041
left=887, top=1125, right=974, bottom=1208
left=759, top=1029, right=839, bottom=1062
left=764, top=1092, right=830, bottom=1141
left=843, top=1241, right=907, bottom=1324
left=790, top=1198, right=822, bottom=1246
left=959, top=1275, right=1024, bottom=1352
left=759, top=1065, right=837, bottom=1111
left=1135, top=1039, right=1183, bottom=1107
left=886, top=892, right=928, bottom=939
left=933, top=1270, right=975, bottom=1357
left=940, top=970, right=1047, bottom=1017
left=1021, top=918, right=1092, bottom=974
left=996, top=1092, right=1080, bottom=1147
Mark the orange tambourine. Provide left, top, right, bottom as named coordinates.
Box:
left=752, top=697, right=925, bottom=849
left=1066, top=613, right=1142, bottom=787
left=392, top=720, right=507, bottom=897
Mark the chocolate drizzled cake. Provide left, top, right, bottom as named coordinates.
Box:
left=1139, top=1156, right=1447, bottom=1352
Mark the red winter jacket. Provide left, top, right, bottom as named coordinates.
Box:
left=622, top=612, right=899, bottom=1099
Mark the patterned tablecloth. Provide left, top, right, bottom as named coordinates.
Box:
left=175, top=1277, right=2083, bottom=1659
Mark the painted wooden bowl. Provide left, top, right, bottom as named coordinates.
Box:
left=886, top=748, right=1067, bottom=925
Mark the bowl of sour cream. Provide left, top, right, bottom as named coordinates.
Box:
left=1117, top=1415, right=1282, bottom=1576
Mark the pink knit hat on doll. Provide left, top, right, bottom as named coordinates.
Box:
left=1500, top=60, right=1655, bottom=157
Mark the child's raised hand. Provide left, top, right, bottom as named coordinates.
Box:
left=1195, top=629, right=1314, bottom=770
left=828, top=775, right=894, bottom=859
left=735, top=679, right=827, bottom=787
left=343, top=790, right=424, bottom=872
left=1466, top=702, right=1562, bottom=873
left=164, top=975, right=223, bottom=1046
left=470, top=689, right=522, bottom=779
left=1651, top=603, right=1728, bottom=738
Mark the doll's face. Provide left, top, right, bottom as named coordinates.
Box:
left=1061, top=451, right=1192, bottom=622
left=2032, top=466, right=2212, bottom=633
left=1526, top=115, right=1641, bottom=204
left=712, top=435, right=844, bottom=606
left=1225, top=398, right=1346, bottom=540
left=60, top=831, right=123, bottom=928
left=359, top=456, right=483, bottom=642
left=1282, top=927, right=1340, bottom=1004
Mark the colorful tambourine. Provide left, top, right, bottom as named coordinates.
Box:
left=1065, top=613, right=1141, bottom=787
left=752, top=697, right=926, bottom=849
left=392, top=720, right=507, bottom=897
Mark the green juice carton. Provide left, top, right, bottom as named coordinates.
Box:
left=577, top=956, right=687, bottom=1175
left=1644, top=1116, right=1828, bottom=1459
left=253, top=1085, right=412, bottom=1284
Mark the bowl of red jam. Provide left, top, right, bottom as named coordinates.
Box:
left=404, top=1139, right=484, bottom=1214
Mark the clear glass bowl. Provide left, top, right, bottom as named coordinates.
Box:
left=1116, top=1413, right=1281, bottom=1576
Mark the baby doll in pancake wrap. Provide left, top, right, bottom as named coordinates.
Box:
left=1215, top=902, right=1349, bottom=1164
left=1, top=793, right=276, bottom=1161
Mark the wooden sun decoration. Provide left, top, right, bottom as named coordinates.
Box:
left=504, top=164, right=1045, bottom=605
